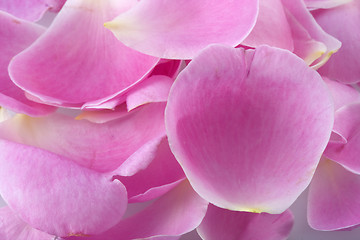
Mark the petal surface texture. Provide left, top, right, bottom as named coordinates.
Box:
left=197, top=204, right=294, bottom=240
left=165, top=45, right=334, bottom=213
left=0, top=140, right=128, bottom=237
left=8, top=0, right=158, bottom=108
left=308, top=158, right=360, bottom=230
left=0, top=11, right=55, bottom=116
left=106, top=0, right=259, bottom=59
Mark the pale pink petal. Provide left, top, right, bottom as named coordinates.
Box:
left=282, top=0, right=341, bottom=68
left=0, top=103, right=166, bottom=172
left=0, top=206, right=54, bottom=240
left=324, top=103, right=360, bottom=173
left=9, top=0, right=159, bottom=108
left=165, top=45, right=334, bottom=213
left=0, top=11, right=55, bottom=116
left=314, top=1, right=360, bottom=83
left=66, top=181, right=208, bottom=240
left=308, top=158, right=360, bottom=230
left=197, top=205, right=294, bottom=240
left=0, top=0, right=65, bottom=21
left=115, top=137, right=186, bottom=203
left=242, top=0, right=294, bottom=51
left=304, top=0, right=352, bottom=10
left=0, top=139, right=127, bottom=237
left=105, top=0, right=258, bottom=59
left=126, top=75, right=174, bottom=111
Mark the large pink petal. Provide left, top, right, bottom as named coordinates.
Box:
left=166, top=44, right=334, bottom=214
left=66, top=181, right=208, bottom=240
left=116, top=137, right=186, bottom=203
left=314, top=1, right=360, bottom=83
left=0, top=11, right=55, bottom=116
left=9, top=0, right=159, bottom=108
left=0, top=139, right=127, bottom=237
left=105, top=0, right=258, bottom=59
left=0, top=103, right=166, bottom=172
left=242, top=0, right=294, bottom=51
left=197, top=205, right=294, bottom=240
left=282, top=0, right=341, bottom=68
left=324, top=104, right=360, bottom=173
left=0, top=206, right=54, bottom=240
left=0, top=0, right=65, bottom=21
left=308, top=158, right=360, bottom=230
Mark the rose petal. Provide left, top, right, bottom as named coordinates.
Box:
left=105, top=0, right=258, bottom=59
left=165, top=44, right=334, bottom=213
left=304, top=0, right=352, bottom=10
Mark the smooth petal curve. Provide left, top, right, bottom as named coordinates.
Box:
left=0, top=139, right=128, bottom=237
left=0, top=206, right=54, bottom=240
left=0, top=11, right=55, bottom=116
left=0, top=103, right=166, bottom=172
left=105, top=0, right=258, bottom=59
left=9, top=0, right=159, bottom=108
left=197, top=205, right=294, bottom=240
left=304, top=0, right=352, bottom=10
left=165, top=44, right=334, bottom=213
left=308, top=158, right=360, bottom=230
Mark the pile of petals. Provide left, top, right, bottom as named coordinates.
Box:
left=0, top=0, right=359, bottom=239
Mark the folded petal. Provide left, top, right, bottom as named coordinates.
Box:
left=9, top=0, right=159, bottom=108
left=242, top=0, right=294, bottom=51
left=0, top=206, right=55, bottom=240
left=304, top=0, right=352, bottom=10
left=166, top=44, right=334, bottom=213
left=0, top=103, right=166, bottom=172
left=314, top=1, right=360, bottom=83
left=197, top=205, right=294, bottom=240
left=105, top=0, right=258, bottom=59
left=0, top=0, right=65, bottom=21
left=0, top=140, right=127, bottom=237
left=66, top=180, right=208, bottom=240
left=308, top=158, right=360, bottom=230
left=0, top=11, right=55, bottom=116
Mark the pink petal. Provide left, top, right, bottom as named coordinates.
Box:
left=165, top=44, right=334, bottom=213
left=242, top=0, right=294, bottom=51
left=314, top=1, right=360, bottom=83
left=9, top=0, right=159, bottom=108
left=197, top=205, right=294, bottom=240
left=304, top=0, right=352, bottom=10
left=282, top=0, right=341, bottom=68
left=0, top=139, right=127, bottom=237
left=115, top=137, right=186, bottom=203
left=0, top=0, right=65, bottom=21
left=0, top=11, right=55, bottom=116
left=308, top=158, right=360, bottom=230
left=0, top=103, right=166, bottom=172
left=105, top=0, right=258, bottom=59
left=324, top=103, right=360, bottom=174
left=0, top=206, right=54, bottom=240
left=66, top=181, right=208, bottom=240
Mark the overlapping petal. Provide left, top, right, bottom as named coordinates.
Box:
left=304, top=0, right=352, bottom=10
left=197, top=204, right=294, bottom=240
left=166, top=44, right=334, bottom=213
left=105, top=0, right=259, bottom=59
left=314, top=0, right=360, bottom=83
left=0, top=11, right=55, bottom=116
left=0, top=139, right=127, bottom=237
left=9, top=0, right=159, bottom=108
left=308, top=158, right=360, bottom=230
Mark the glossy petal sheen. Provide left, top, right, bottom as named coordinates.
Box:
left=0, top=140, right=127, bottom=237
left=197, top=205, right=294, bottom=240
left=67, top=181, right=208, bottom=240
left=314, top=1, right=360, bottom=83
left=0, top=103, right=166, bottom=172
left=308, top=158, right=360, bottom=230
left=166, top=45, right=334, bottom=213
left=0, top=206, right=54, bottom=240
left=9, top=0, right=158, bottom=108
left=0, top=11, right=55, bottom=116
left=106, top=0, right=258, bottom=59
